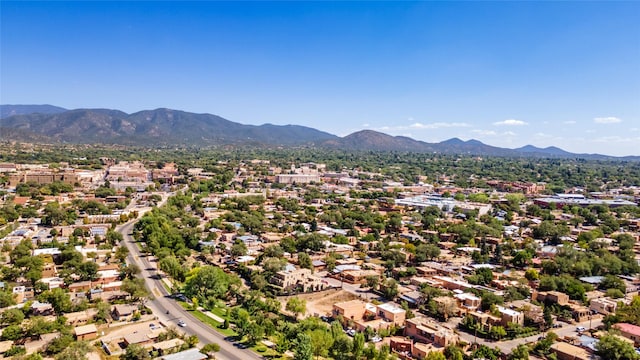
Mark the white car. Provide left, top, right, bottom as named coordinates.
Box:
left=576, top=326, right=585, bottom=332
left=371, top=336, right=382, bottom=343
left=346, top=329, right=356, bottom=337
left=178, top=320, right=187, bottom=327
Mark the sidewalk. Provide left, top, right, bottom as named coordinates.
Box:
left=201, top=308, right=225, bottom=323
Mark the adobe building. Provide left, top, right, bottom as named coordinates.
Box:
left=74, top=324, right=98, bottom=341
left=614, top=323, right=640, bottom=346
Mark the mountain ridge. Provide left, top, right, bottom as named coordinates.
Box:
left=1, top=105, right=637, bottom=160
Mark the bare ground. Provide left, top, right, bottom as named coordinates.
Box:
left=279, top=289, right=360, bottom=318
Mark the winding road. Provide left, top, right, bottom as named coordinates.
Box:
left=117, top=218, right=263, bottom=360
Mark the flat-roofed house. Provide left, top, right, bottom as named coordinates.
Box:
left=405, top=316, right=459, bottom=347
left=123, top=331, right=158, bottom=347
left=111, top=304, right=138, bottom=321
left=549, top=342, right=591, bottom=360
left=333, top=300, right=366, bottom=322
left=590, top=297, right=618, bottom=315
left=74, top=324, right=98, bottom=340
left=497, top=306, right=524, bottom=326
left=160, top=348, right=208, bottom=360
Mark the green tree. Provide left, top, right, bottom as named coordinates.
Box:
left=231, top=240, right=248, bottom=258
left=115, top=246, right=129, bottom=263
left=481, top=292, right=503, bottom=311
left=353, top=332, right=365, bottom=359
left=0, top=291, right=16, bottom=308
left=472, top=345, right=500, bottom=360
left=490, top=325, right=507, bottom=340
left=0, top=308, right=24, bottom=326
left=426, top=352, right=446, bottom=360
left=39, top=288, right=72, bottom=314
left=120, top=344, right=151, bottom=360
left=330, top=335, right=353, bottom=360
left=600, top=275, right=626, bottom=293
left=525, top=268, right=539, bottom=281
left=53, top=341, right=90, bottom=360
left=121, top=277, right=149, bottom=302
left=200, top=343, right=221, bottom=356
left=444, top=345, right=465, bottom=360
left=294, top=333, right=313, bottom=360
left=544, top=305, right=554, bottom=329
left=286, top=297, right=306, bottom=320
left=415, top=243, right=441, bottom=262
left=298, top=252, right=312, bottom=270
left=1, top=324, right=23, bottom=340
left=246, top=321, right=265, bottom=345
left=508, top=344, right=530, bottom=360
left=159, top=256, right=186, bottom=282
left=46, top=334, right=74, bottom=355
left=382, top=278, right=398, bottom=299
left=183, top=265, right=240, bottom=302
left=309, top=328, right=333, bottom=358
left=595, top=333, right=640, bottom=360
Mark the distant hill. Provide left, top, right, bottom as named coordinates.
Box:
left=0, top=107, right=337, bottom=146
left=515, top=145, right=573, bottom=157
left=0, top=104, right=67, bottom=119
left=323, top=130, right=435, bottom=152
left=1, top=105, right=637, bottom=160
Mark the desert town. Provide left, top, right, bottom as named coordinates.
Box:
left=0, top=156, right=639, bottom=360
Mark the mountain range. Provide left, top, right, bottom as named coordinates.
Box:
left=0, top=105, right=636, bottom=160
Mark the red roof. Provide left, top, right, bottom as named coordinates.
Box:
left=614, top=323, right=640, bottom=337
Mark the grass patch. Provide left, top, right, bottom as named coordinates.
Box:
left=250, top=344, right=281, bottom=358
left=177, top=302, right=236, bottom=337
left=210, top=306, right=228, bottom=318
left=189, top=310, right=237, bottom=337
left=161, top=281, right=172, bottom=293
left=177, top=301, right=191, bottom=310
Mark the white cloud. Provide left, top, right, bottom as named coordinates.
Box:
left=631, top=128, right=639, bottom=132
left=472, top=130, right=497, bottom=136
left=362, top=123, right=370, bottom=128
left=594, top=117, right=622, bottom=124
left=563, top=120, right=577, bottom=125
left=493, top=119, right=528, bottom=126
left=471, top=130, right=516, bottom=137
left=585, top=129, right=596, bottom=133
left=409, top=122, right=471, bottom=129
left=374, top=121, right=471, bottom=132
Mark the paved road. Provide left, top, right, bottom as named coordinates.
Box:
left=454, top=316, right=603, bottom=354
left=117, top=221, right=263, bottom=360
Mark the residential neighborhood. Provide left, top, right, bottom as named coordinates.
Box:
left=0, top=151, right=639, bottom=360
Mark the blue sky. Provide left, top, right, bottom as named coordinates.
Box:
left=1, top=1, right=639, bottom=156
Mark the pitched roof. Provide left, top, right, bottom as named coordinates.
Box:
left=615, top=323, right=640, bottom=337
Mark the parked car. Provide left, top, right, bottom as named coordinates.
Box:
left=346, top=329, right=356, bottom=337
left=576, top=326, right=585, bottom=332
left=371, top=336, right=382, bottom=343
left=178, top=320, right=187, bottom=327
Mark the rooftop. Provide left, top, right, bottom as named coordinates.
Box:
left=378, top=302, right=405, bottom=314
left=160, top=348, right=208, bottom=360
left=74, top=323, right=98, bottom=336
left=615, top=323, right=640, bottom=337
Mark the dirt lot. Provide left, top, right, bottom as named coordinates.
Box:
left=279, top=289, right=360, bottom=318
